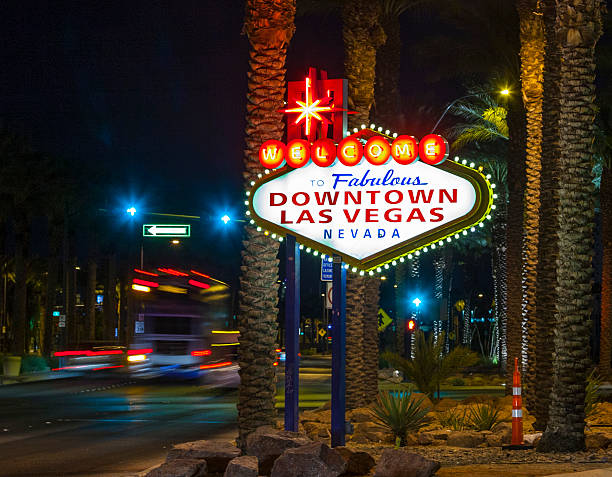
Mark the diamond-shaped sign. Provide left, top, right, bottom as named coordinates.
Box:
left=248, top=155, right=491, bottom=271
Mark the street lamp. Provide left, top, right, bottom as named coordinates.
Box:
left=430, top=89, right=511, bottom=134
left=126, top=207, right=137, bottom=216
left=221, top=214, right=231, bottom=224
left=412, top=297, right=421, bottom=307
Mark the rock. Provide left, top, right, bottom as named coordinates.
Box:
left=485, top=433, right=504, bottom=447
left=333, top=447, right=375, bottom=475
left=434, top=398, right=458, bottom=412
left=347, top=407, right=374, bottom=423
left=447, top=431, right=485, bottom=448
left=224, top=456, right=258, bottom=477
left=585, top=432, right=611, bottom=450
left=167, top=440, right=240, bottom=473
left=417, top=432, right=434, bottom=445
left=373, top=449, right=440, bottom=477
left=413, top=393, right=434, bottom=412
left=245, top=426, right=311, bottom=475
left=146, top=459, right=207, bottom=477
left=270, top=442, right=346, bottom=477
left=492, top=422, right=513, bottom=444
left=523, top=433, right=542, bottom=446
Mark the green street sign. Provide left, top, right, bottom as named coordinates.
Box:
left=143, top=224, right=191, bottom=237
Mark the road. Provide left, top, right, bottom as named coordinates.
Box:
left=0, top=374, right=238, bottom=476
left=0, top=356, right=504, bottom=476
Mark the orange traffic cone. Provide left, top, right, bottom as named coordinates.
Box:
left=511, top=357, right=523, bottom=445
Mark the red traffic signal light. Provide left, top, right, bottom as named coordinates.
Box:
left=407, top=319, right=416, bottom=332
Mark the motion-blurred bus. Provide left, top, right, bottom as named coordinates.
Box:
left=128, top=267, right=238, bottom=381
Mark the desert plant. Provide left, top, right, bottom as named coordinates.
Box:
left=467, top=403, right=502, bottom=431
left=370, top=386, right=430, bottom=447
left=438, top=407, right=469, bottom=430
left=450, top=377, right=465, bottom=386
left=382, top=331, right=478, bottom=399
left=585, top=369, right=602, bottom=418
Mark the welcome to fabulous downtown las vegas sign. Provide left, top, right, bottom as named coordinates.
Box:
left=244, top=69, right=494, bottom=273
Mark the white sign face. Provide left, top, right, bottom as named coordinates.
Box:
left=250, top=157, right=491, bottom=270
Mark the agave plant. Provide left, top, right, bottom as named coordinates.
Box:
left=467, top=403, right=502, bottom=431
left=438, top=407, right=469, bottom=430
left=370, top=386, right=430, bottom=447
left=585, top=369, right=602, bottom=419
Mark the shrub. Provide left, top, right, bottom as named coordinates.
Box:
left=467, top=403, right=502, bottom=431
left=20, top=355, right=49, bottom=374
left=585, top=369, right=602, bottom=418
left=370, top=386, right=430, bottom=447
left=382, top=331, right=478, bottom=400
left=438, top=407, right=469, bottom=430
left=450, top=377, right=465, bottom=386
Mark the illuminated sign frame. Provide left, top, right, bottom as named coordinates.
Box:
left=246, top=136, right=493, bottom=271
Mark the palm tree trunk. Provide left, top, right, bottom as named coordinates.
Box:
left=505, top=99, right=527, bottom=393
left=395, top=263, right=407, bottom=356
left=43, top=256, right=58, bottom=357
left=517, top=0, right=545, bottom=413
left=346, top=274, right=365, bottom=409
left=538, top=0, right=604, bottom=452
left=492, top=183, right=508, bottom=370
left=342, top=0, right=385, bottom=410
left=600, top=163, right=612, bottom=379
left=373, top=12, right=403, bottom=131
left=362, top=277, right=380, bottom=405
left=238, top=0, right=295, bottom=447
left=533, top=0, right=561, bottom=430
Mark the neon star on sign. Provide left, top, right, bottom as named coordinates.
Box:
left=282, top=72, right=344, bottom=139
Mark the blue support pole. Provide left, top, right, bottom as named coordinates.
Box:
left=284, top=235, right=300, bottom=431
left=331, top=255, right=346, bottom=447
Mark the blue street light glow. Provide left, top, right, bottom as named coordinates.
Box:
left=221, top=214, right=231, bottom=224
left=126, top=207, right=137, bottom=216
left=412, top=298, right=422, bottom=307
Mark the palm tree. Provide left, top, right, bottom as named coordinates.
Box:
left=532, top=0, right=561, bottom=430
left=538, top=0, right=605, bottom=452
left=237, top=0, right=296, bottom=446
left=600, top=159, right=612, bottom=379
left=516, top=0, right=545, bottom=415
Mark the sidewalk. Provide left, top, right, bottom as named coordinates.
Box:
left=0, top=370, right=81, bottom=385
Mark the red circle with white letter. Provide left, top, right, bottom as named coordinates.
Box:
left=419, top=134, right=448, bottom=165
left=286, top=139, right=310, bottom=168
left=311, top=138, right=336, bottom=167
left=259, top=140, right=286, bottom=168
left=337, top=137, right=363, bottom=166
left=364, top=137, right=391, bottom=165
left=391, top=136, right=419, bottom=165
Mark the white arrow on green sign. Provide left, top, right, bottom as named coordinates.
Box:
left=143, top=224, right=191, bottom=237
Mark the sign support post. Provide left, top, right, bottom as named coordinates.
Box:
left=284, top=234, right=300, bottom=432
left=331, top=255, right=346, bottom=447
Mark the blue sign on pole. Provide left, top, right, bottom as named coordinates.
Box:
left=321, top=259, right=333, bottom=282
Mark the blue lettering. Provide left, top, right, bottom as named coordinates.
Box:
left=378, top=229, right=385, bottom=238
left=338, top=229, right=344, bottom=239
left=332, top=174, right=352, bottom=190
left=324, top=229, right=332, bottom=239
left=364, top=230, right=372, bottom=238
left=392, top=229, right=400, bottom=238
left=351, top=229, right=358, bottom=238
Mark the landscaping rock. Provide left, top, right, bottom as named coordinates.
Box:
left=146, top=459, right=207, bottom=477
left=167, top=440, right=240, bottom=473
left=585, top=432, right=611, bottom=450
left=347, top=407, right=374, bottom=423
left=419, top=429, right=450, bottom=445
left=492, top=422, right=513, bottom=444
left=270, top=442, right=346, bottom=477
left=434, top=398, right=458, bottom=412
left=485, top=433, right=504, bottom=447
left=373, top=449, right=440, bottom=477
left=523, top=433, right=542, bottom=446
left=334, top=447, right=375, bottom=475
left=224, top=456, right=258, bottom=477
left=447, top=431, right=485, bottom=448
left=245, top=426, right=311, bottom=475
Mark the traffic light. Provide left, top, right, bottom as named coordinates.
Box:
left=407, top=319, right=417, bottom=332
